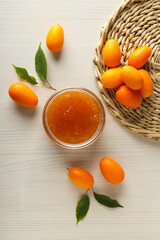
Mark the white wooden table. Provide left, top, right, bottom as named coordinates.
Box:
left=0, top=0, right=160, bottom=239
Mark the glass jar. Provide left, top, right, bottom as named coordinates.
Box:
left=42, top=87, right=105, bottom=149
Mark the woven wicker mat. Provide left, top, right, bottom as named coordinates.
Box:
left=93, top=0, right=160, bottom=141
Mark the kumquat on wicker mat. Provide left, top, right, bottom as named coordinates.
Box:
left=101, top=39, right=153, bottom=109
left=93, top=0, right=159, bottom=141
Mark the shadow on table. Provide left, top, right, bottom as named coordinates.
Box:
left=12, top=103, right=38, bottom=117
left=51, top=50, right=63, bottom=61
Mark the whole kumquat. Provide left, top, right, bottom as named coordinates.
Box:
left=68, top=167, right=94, bottom=189
left=103, top=39, right=121, bottom=68
left=138, top=69, right=153, bottom=98
left=8, top=83, right=38, bottom=108
left=100, top=157, right=124, bottom=184
left=128, top=46, right=152, bottom=69
left=121, top=65, right=144, bottom=90
left=116, top=85, right=142, bottom=108
left=101, top=67, right=123, bottom=89
left=46, top=24, right=64, bottom=53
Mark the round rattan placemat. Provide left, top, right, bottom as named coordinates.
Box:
left=93, top=0, right=160, bottom=141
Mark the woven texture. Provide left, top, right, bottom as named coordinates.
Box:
left=93, top=0, right=160, bottom=141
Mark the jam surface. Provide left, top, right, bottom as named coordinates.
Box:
left=47, top=91, right=100, bottom=144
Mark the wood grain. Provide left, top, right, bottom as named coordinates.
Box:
left=0, top=0, right=160, bottom=239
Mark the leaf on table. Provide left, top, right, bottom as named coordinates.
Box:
left=12, top=65, right=38, bottom=85
left=93, top=191, right=123, bottom=208
left=76, top=194, right=90, bottom=225
left=35, top=42, right=47, bottom=81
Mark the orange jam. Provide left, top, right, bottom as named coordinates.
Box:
left=47, top=91, right=100, bottom=144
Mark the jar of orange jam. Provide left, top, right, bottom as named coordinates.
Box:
left=43, top=88, right=105, bottom=149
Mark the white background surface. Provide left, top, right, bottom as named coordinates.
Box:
left=0, top=0, right=160, bottom=239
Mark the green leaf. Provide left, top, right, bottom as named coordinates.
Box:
left=93, top=191, right=123, bottom=208
left=35, top=42, right=47, bottom=81
left=76, top=194, right=90, bottom=225
left=12, top=65, right=38, bottom=85
left=34, top=42, right=56, bottom=90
